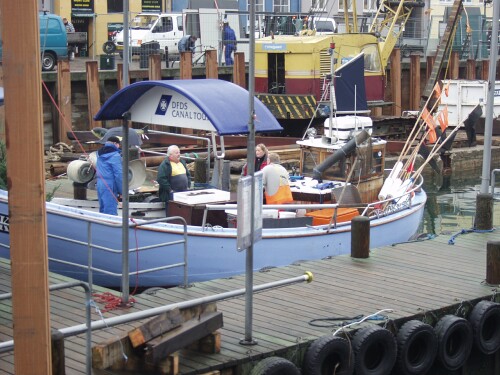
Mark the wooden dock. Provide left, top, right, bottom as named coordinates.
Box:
left=1, top=228, right=500, bottom=374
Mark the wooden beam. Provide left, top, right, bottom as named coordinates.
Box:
left=410, top=54, right=421, bottom=111
left=85, top=60, right=100, bottom=129
left=449, top=51, right=459, bottom=79
left=233, top=52, right=246, bottom=88
left=180, top=52, right=192, bottom=80
left=149, top=54, right=162, bottom=80
left=57, top=59, right=71, bottom=144
left=144, top=311, right=223, bottom=364
left=426, top=55, right=435, bottom=82
left=116, top=62, right=129, bottom=91
left=466, top=59, right=476, bottom=80
left=2, top=1, right=52, bottom=374
left=0, top=63, right=4, bottom=142
left=481, top=60, right=489, bottom=80
left=390, top=49, right=401, bottom=117
left=128, top=308, right=183, bottom=348
left=205, top=50, right=218, bottom=79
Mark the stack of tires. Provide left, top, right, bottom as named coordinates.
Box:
left=249, top=300, right=500, bottom=374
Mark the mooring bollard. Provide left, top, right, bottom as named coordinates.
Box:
left=51, top=329, right=65, bottom=375
left=486, top=241, right=500, bottom=285
left=73, top=182, right=87, bottom=200
left=351, top=216, right=370, bottom=258
left=194, top=158, right=207, bottom=183
left=476, top=193, right=493, bottom=230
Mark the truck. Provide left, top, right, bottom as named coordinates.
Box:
left=105, top=10, right=248, bottom=64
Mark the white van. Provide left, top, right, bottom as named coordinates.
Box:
left=309, top=17, right=337, bottom=35
left=109, top=13, right=183, bottom=56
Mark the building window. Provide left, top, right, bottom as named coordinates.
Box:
left=273, top=0, right=289, bottom=13
left=108, top=0, right=123, bottom=13
left=338, top=1, right=353, bottom=11
left=312, top=0, right=326, bottom=11
left=364, top=0, right=378, bottom=11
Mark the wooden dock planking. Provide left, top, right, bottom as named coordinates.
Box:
left=1, top=228, right=499, bottom=374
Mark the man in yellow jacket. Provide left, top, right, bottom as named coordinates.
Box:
left=262, top=153, right=293, bottom=204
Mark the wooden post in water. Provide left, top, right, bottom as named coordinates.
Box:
left=116, top=63, right=129, bottom=91
left=351, top=216, right=370, bottom=258
left=466, top=59, right=476, bottom=80
left=205, top=50, right=218, bottom=79
left=475, top=193, right=493, bottom=230
left=481, top=60, right=490, bottom=80
left=85, top=61, right=100, bottom=129
left=410, top=54, right=421, bottom=110
left=449, top=51, right=459, bottom=79
left=51, top=329, right=65, bottom=375
left=2, top=1, right=52, bottom=373
left=233, top=52, right=246, bottom=88
left=390, top=49, right=401, bottom=117
left=57, top=59, right=71, bottom=145
left=486, top=241, right=500, bottom=285
left=179, top=53, right=193, bottom=134
left=149, top=54, right=162, bottom=80
left=426, top=56, right=435, bottom=82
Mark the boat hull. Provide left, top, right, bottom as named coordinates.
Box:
left=0, top=189, right=426, bottom=288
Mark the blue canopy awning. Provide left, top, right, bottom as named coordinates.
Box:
left=95, top=79, right=283, bottom=136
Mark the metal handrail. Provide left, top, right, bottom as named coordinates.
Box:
left=32, top=214, right=189, bottom=289
left=0, top=281, right=93, bottom=375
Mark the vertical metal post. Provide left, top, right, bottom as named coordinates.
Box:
left=479, top=0, right=499, bottom=194
left=121, top=114, right=131, bottom=304
left=240, top=0, right=257, bottom=346
left=123, top=0, right=130, bottom=88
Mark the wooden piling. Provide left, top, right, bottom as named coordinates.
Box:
left=449, top=51, right=459, bottom=79
left=56, top=59, right=71, bottom=145
left=475, top=193, right=493, bottom=230
left=426, top=55, right=435, bottom=82
left=351, top=216, right=370, bottom=258
left=148, top=54, right=162, bottom=80
left=205, top=50, right=218, bottom=79
left=466, top=59, right=476, bottom=80
left=51, top=329, right=65, bottom=375
left=180, top=52, right=193, bottom=80
left=85, top=60, right=100, bottom=129
left=233, top=52, right=246, bottom=88
left=390, top=49, right=401, bottom=116
left=410, top=54, right=421, bottom=110
left=486, top=241, right=500, bottom=285
left=481, top=60, right=490, bottom=80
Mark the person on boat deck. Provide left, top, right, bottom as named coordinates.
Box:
left=222, top=21, right=237, bottom=66
left=96, top=136, right=123, bottom=215
left=242, top=143, right=268, bottom=176
left=262, top=153, right=293, bottom=205
left=158, top=145, right=192, bottom=215
left=178, top=35, right=198, bottom=54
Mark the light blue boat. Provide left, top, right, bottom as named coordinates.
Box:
left=0, top=79, right=427, bottom=288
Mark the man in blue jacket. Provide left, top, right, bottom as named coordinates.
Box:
left=158, top=145, right=191, bottom=215
left=222, top=21, right=237, bottom=66
left=96, top=136, right=123, bottom=215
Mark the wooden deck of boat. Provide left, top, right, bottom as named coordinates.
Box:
left=1, top=228, right=499, bottom=374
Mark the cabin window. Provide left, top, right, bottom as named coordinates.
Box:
left=300, top=149, right=320, bottom=176
left=268, top=54, right=285, bottom=94
left=361, top=44, right=382, bottom=73
left=131, top=15, right=159, bottom=29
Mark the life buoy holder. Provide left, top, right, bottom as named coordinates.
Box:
left=434, top=314, right=473, bottom=371
left=468, top=300, right=500, bottom=355
left=352, top=325, right=397, bottom=375
left=249, top=356, right=301, bottom=375
left=396, top=320, right=438, bottom=375
left=302, top=335, right=354, bottom=375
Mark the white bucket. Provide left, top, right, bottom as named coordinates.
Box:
left=279, top=211, right=296, bottom=219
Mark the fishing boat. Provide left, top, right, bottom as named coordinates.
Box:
left=0, top=78, right=428, bottom=288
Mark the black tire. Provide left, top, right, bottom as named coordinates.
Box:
left=102, top=41, right=116, bottom=54
left=250, top=356, right=301, bottom=375
left=352, top=325, right=397, bottom=375
left=396, top=320, right=438, bottom=375
left=41, top=51, right=56, bottom=71
left=434, top=314, right=473, bottom=371
left=303, top=335, right=354, bottom=375
left=469, top=300, right=500, bottom=354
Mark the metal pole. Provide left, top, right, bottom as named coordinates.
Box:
left=121, top=114, right=131, bottom=304
left=0, top=273, right=312, bottom=348
left=123, top=0, right=130, bottom=88
left=479, top=0, right=499, bottom=194
left=240, top=0, right=257, bottom=346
